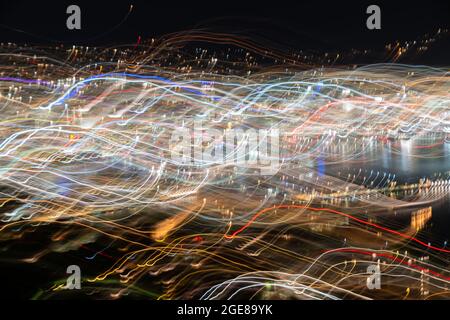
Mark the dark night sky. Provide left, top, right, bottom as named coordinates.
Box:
left=0, top=0, right=448, bottom=51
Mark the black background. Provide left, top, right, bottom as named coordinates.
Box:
left=0, top=0, right=448, bottom=51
